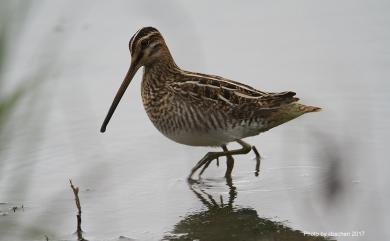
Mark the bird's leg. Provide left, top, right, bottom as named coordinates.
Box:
left=199, top=145, right=230, bottom=176
left=189, top=151, right=220, bottom=179
left=252, top=145, right=261, bottom=159
left=252, top=146, right=261, bottom=176
left=222, top=145, right=235, bottom=178
left=199, top=155, right=216, bottom=176
left=188, top=139, right=252, bottom=180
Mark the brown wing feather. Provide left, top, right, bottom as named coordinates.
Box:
left=259, top=91, right=299, bottom=107
left=170, top=71, right=299, bottom=110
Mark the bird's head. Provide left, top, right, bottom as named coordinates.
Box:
left=128, top=26, right=167, bottom=66
left=100, top=26, right=168, bottom=133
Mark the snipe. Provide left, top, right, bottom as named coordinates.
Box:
left=100, top=27, right=321, bottom=180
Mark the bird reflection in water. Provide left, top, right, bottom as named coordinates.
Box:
left=163, top=178, right=334, bottom=241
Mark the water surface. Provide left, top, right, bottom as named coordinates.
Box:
left=0, top=1, right=389, bottom=240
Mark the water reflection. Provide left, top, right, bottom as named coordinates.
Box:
left=164, top=178, right=334, bottom=241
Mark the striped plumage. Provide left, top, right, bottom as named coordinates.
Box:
left=101, top=27, right=321, bottom=178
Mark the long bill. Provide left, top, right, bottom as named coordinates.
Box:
left=100, top=61, right=140, bottom=133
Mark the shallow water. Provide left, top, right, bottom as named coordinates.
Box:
left=0, top=1, right=389, bottom=240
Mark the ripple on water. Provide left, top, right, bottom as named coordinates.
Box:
left=192, top=165, right=328, bottom=194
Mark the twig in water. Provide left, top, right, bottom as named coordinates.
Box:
left=69, top=179, right=87, bottom=241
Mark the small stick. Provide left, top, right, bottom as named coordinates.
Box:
left=69, top=179, right=86, bottom=241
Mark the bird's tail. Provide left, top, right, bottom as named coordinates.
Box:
left=260, top=103, right=321, bottom=132
left=301, top=104, right=322, bottom=113
left=283, top=103, right=322, bottom=118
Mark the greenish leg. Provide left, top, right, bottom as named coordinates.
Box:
left=188, top=139, right=252, bottom=180
left=198, top=145, right=233, bottom=177
left=252, top=146, right=261, bottom=176
left=223, top=145, right=234, bottom=178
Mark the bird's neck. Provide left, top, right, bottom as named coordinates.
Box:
left=144, top=51, right=181, bottom=84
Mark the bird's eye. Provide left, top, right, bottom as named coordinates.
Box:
left=141, top=40, right=149, bottom=48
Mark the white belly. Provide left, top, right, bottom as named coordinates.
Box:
left=161, top=126, right=261, bottom=147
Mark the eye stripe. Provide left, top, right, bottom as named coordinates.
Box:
left=138, top=32, right=160, bottom=47
left=129, top=27, right=160, bottom=53
left=149, top=42, right=161, bottom=49
left=148, top=44, right=161, bottom=56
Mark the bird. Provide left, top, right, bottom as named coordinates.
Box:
left=100, top=27, right=321, bottom=180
